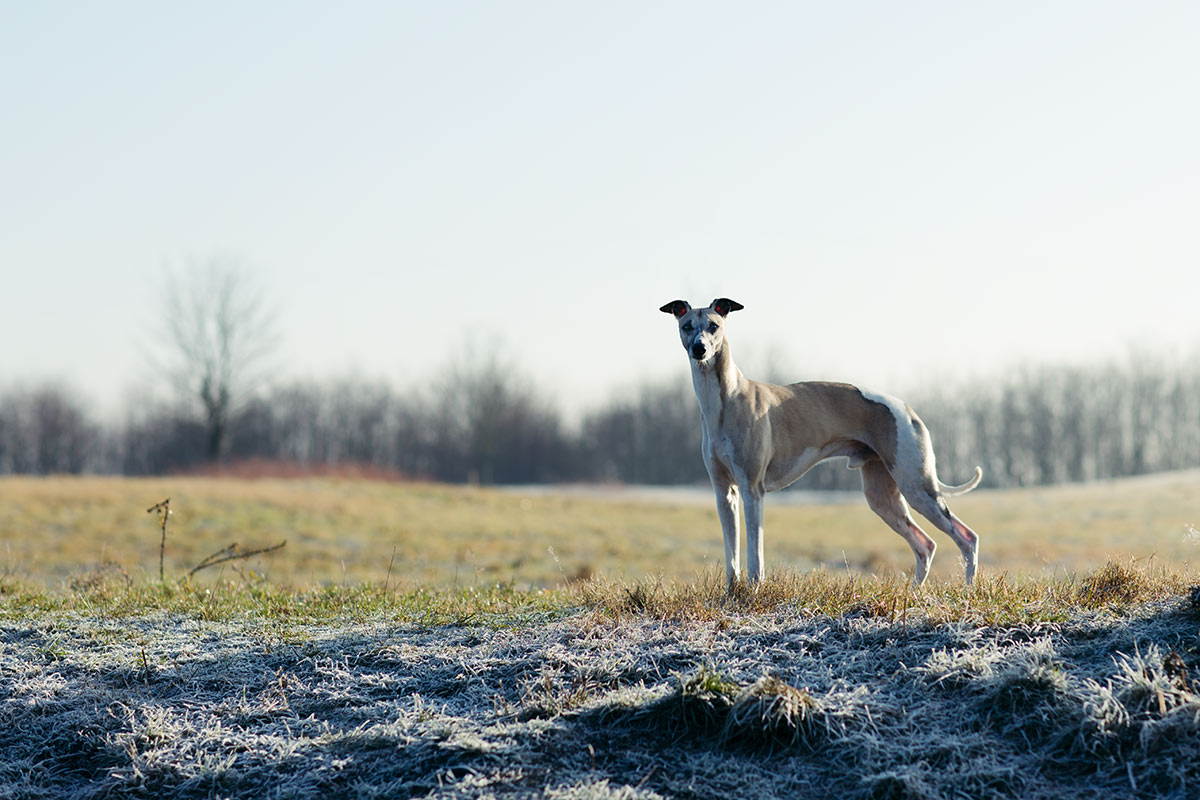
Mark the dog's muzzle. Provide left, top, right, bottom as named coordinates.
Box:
left=690, top=342, right=707, bottom=360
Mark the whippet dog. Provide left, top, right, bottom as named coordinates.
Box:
left=661, top=298, right=983, bottom=588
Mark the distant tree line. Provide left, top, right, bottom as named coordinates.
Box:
left=4, top=260, right=1197, bottom=488
left=909, top=355, right=1200, bottom=489
left=2, top=350, right=1199, bottom=489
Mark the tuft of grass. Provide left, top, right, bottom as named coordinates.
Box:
left=625, top=663, right=741, bottom=738
left=629, top=665, right=828, bottom=754
left=723, top=674, right=826, bottom=754
left=973, top=645, right=1076, bottom=744
left=1076, top=559, right=1156, bottom=607
left=666, top=663, right=740, bottom=736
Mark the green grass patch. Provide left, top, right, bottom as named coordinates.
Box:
left=0, top=576, right=572, bottom=629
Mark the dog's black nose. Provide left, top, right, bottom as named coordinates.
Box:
left=691, top=343, right=706, bottom=360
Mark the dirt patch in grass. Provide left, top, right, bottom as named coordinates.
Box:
left=4, top=573, right=1200, bottom=798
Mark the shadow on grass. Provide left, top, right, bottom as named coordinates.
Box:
left=2, top=565, right=1200, bottom=799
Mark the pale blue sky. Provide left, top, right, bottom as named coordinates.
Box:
left=3, top=2, right=1199, bottom=419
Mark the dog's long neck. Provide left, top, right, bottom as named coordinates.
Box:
left=689, top=340, right=743, bottom=427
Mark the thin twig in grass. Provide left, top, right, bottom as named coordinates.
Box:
left=635, top=766, right=657, bottom=791
left=146, top=498, right=171, bottom=581
left=385, top=543, right=397, bottom=592
left=188, top=540, right=287, bottom=578
left=548, top=546, right=568, bottom=584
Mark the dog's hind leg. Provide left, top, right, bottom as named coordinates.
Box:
left=889, top=410, right=981, bottom=584
left=902, top=487, right=979, bottom=585
left=860, top=460, right=937, bottom=584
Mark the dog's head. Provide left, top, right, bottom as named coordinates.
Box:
left=659, top=298, right=743, bottom=364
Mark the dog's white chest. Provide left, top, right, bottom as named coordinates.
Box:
left=707, top=429, right=738, bottom=470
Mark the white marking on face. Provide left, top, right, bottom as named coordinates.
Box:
left=678, top=311, right=724, bottom=362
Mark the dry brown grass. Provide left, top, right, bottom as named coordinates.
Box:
left=0, top=470, right=1197, bottom=589
left=573, top=562, right=1193, bottom=628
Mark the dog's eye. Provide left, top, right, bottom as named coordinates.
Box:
left=708, top=322, right=718, bottom=333
left=682, top=323, right=694, bottom=333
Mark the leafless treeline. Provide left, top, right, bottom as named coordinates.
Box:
left=910, top=356, right=1200, bottom=489
left=2, top=352, right=1198, bottom=488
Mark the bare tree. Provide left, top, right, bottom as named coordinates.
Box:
left=154, top=258, right=279, bottom=463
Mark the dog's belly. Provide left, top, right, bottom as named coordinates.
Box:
left=764, top=440, right=875, bottom=493
left=763, top=447, right=825, bottom=492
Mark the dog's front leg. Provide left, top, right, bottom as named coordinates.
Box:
left=711, top=479, right=741, bottom=591
left=743, top=488, right=765, bottom=586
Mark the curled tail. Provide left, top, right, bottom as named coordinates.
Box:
left=938, top=466, right=983, bottom=497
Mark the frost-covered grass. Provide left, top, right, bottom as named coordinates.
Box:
left=4, top=565, right=1200, bottom=799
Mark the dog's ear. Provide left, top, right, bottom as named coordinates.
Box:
left=710, top=298, right=744, bottom=317
left=659, top=300, right=691, bottom=318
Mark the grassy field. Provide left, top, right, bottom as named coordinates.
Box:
left=3, top=473, right=1200, bottom=798
left=1, top=471, right=1198, bottom=588
left=2, top=567, right=1200, bottom=799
